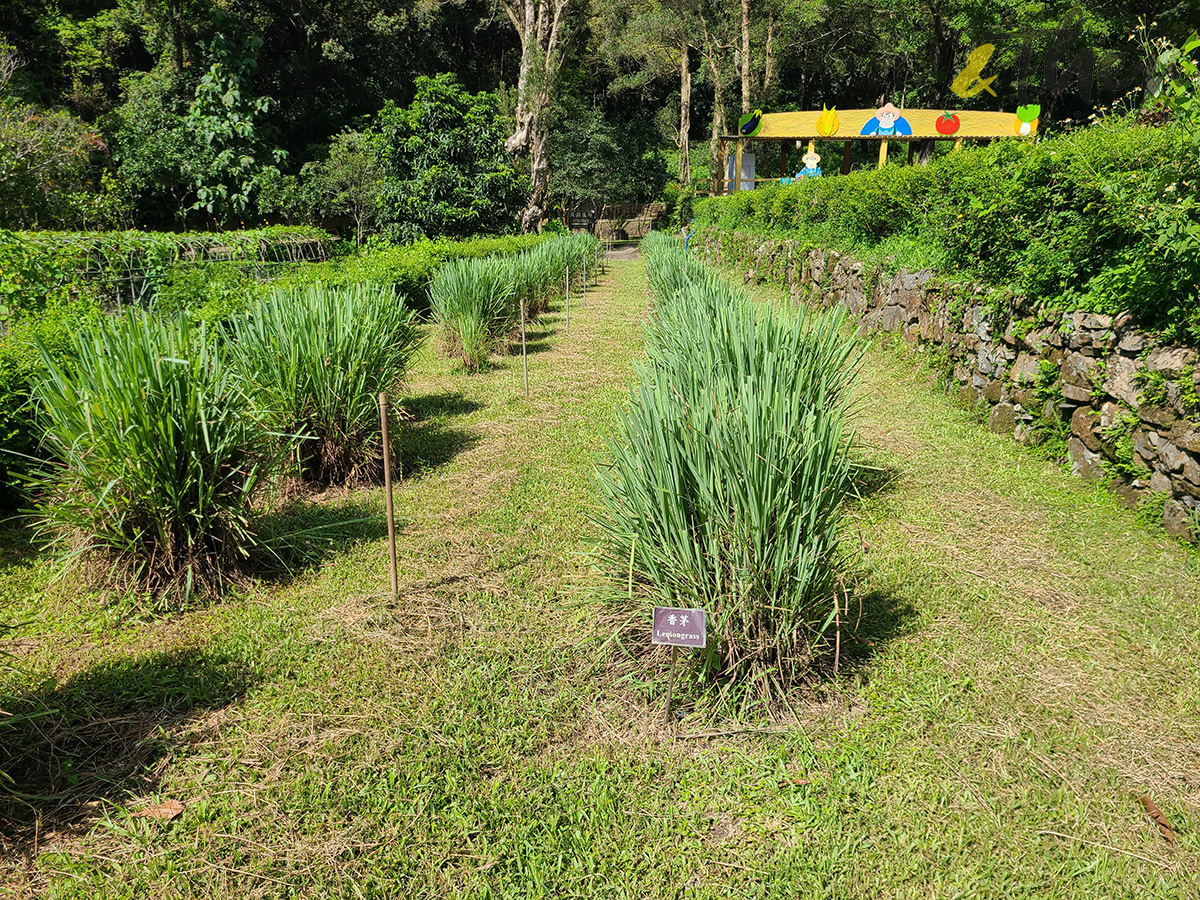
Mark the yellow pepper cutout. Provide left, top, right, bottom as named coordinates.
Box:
left=816, top=105, right=839, bottom=136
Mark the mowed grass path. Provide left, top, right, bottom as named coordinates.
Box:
left=0, top=259, right=1197, bottom=898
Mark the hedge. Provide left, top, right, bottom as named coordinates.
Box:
left=694, top=115, right=1200, bottom=344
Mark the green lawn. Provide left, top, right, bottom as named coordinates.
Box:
left=2, top=258, right=1198, bottom=898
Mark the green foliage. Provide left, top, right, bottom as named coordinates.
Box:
left=107, top=63, right=198, bottom=229
left=595, top=232, right=861, bottom=696
left=30, top=311, right=285, bottom=601
left=153, top=262, right=257, bottom=324
left=1135, top=491, right=1170, bottom=532
left=269, top=233, right=550, bottom=314
left=228, top=284, right=422, bottom=486
left=547, top=88, right=669, bottom=211
left=429, top=233, right=598, bottom=372
left=695, top=117, right=1200, bottom=342
left=429, top=257, right=516, bottom=373
left=1133, top=366, right=1169, bottom=408
left=1099, top=412, right=1143, bottom=483
left=0, top=92, right=124, bottom=230
left=0, top=227, right=332, bottom=508
left=304, top=130, right=384, bottom=245
left=186, top=28, right=285, bottom=224
left=375, top=75, right=523, bottom=242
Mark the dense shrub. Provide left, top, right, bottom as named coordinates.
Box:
left=375, top=74, right=525, bottom=242
left=267, top=233, right=550, bottom=314
left=594, top=232, right=860, bottom=696
left=229, top=284, right=424, bottom=485
left=0, top=227, right=333, bottom=318
left=694, top=117, right=1200, bottom=343
left=30, top=312, right=285, bottom=601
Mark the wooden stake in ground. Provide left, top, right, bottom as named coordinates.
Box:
left=663, top=645, right=678, bottom=726
left=379, top=392, right=398, bottom=600
left=582, top=253, right=587, bottom=307
left=520, top=298, right=529, bottom=397
left=565, top=264, right=570, bottom=335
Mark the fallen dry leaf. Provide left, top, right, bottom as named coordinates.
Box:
left=137, top=799, right=184, bottom=821
left=1139, top=794, right=1176, bottom=844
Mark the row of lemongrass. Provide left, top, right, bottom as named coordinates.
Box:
left=32, top=283, right=422, bottom=601
left=429, top=233, right=599, bottom=372
left=593, top=230, right=862, bottom=701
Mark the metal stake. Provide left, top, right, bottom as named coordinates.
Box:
left=379, top=391, right=398, bottom=600
left=662, top=646, right=678, bottom=727
left=520, top=298, right=529, bottom=397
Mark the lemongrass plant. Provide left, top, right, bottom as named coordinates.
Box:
left=229, top=283, right=423, bottom=485
left=31, top=311, right=285, bottom=601
left=430, top=233, right=598, bottom=371
left=595, top=231, right=862, bottom=697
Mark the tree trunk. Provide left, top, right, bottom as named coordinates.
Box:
left=523, top=108, right=552, bottom=232
left=763, top=12, right=775, bottom=100
left=679, top=43, right=691, bottom=186
left=502, top=0, right=572, bottom=232
left=171, top=0, right=185, bottom=74
left=708, top=55, right=726, bottom=194
left=918, top=13, right=958, bottom=165
left=740, top=0, right=751, bottom=114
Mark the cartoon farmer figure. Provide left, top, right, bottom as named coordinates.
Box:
left=798, top=150, right=822, bottom=179
left=860, top=102, right=912, bottom=136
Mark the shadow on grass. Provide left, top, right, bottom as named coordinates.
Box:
left=400, top=391, right=482, bottom=478
left=848, top=456, right=901, bottom=502
left=259, top=494, right=393, bottom=576
left=0, top=647, right=254, bottom=846
left=832, top=581, right=921, bottom=675
left=404, top=391, right=482, bottom=421
left=0, top=515, right=38, bottom=575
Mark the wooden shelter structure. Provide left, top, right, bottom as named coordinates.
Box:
left=719, top=108, right=1037, bottom=193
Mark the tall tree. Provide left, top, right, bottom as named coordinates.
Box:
left=740, top=0, right=750, bottom=114
left=501, top=0, right=574, bottom=232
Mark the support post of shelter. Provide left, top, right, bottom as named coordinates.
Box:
left=781, top=142, right=788, bottom=177
left=842, top=141, right=852, bottom=175
left=906, top=141, right=915, bottom=165
left=734, top=140, right=743, bottom=193
left=878, top=139, right=888, bottom=169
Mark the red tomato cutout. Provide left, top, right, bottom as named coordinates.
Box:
left=936, top=112, right=960, bottom=135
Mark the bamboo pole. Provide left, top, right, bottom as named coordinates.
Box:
left=379, top=392, right=398, bottom=601
left=520, top=299, right=529, bottom=396
left=878, top=139, right=888, bottom=169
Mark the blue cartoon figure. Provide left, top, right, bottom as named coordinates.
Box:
left=798, top=150, right=822, bottom=179
left=860, top=102, right=912, bottom=136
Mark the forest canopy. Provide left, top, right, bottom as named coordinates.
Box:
left=1, top=1, right=1198, bottom=236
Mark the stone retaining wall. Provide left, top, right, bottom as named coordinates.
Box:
left=700, top=230, right=1200, bottom=540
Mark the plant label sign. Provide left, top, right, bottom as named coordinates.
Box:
left=652, top=607, right=706, bottom=648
